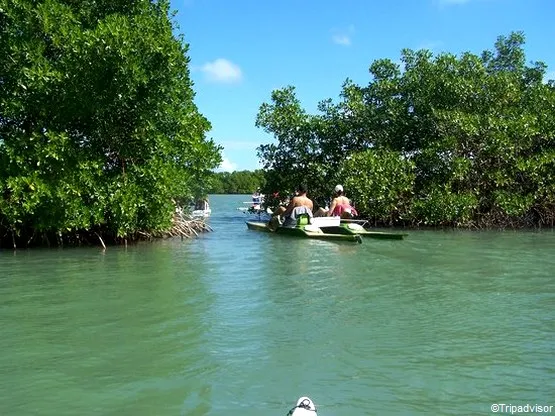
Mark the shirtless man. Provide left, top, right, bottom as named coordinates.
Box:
left=269, top=183, right=314, bottom=230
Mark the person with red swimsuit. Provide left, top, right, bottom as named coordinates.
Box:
left=323, top=184, right=358, bottom=219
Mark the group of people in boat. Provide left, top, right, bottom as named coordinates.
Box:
left=269, top=183, right=357, bottom=230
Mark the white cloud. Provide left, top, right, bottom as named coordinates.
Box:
left=200, top=58, right=243, bottom=84
left=216, top=155, right=237, bottom=173
left=332, top=34, right=351, bottom=46
left=332, top=25, right=355, bottom=47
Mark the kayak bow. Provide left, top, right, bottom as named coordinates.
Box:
left=286, top=397, right=317, bottom=416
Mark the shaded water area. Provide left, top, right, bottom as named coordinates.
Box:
left=1, top=194, right=554, bottom=415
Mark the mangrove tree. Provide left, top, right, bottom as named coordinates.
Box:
left=0, top=0, right=222, bottom=248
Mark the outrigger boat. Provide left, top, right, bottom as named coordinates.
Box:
left=259, top=215, right=407, bottom=240
left=246, top=215, right=363, bottom=243
left=237, top=191, right=266, bottom=214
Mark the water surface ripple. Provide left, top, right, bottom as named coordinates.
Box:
left=1, top=195, right=554, bottom=415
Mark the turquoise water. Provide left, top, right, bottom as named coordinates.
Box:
left=1, top=194, right=554, bottom=415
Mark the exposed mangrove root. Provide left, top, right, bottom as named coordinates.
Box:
left=27, top=231, right=35, bottom=246
left=166, top=212, right=212, bottom=238
left=95, top=232, right=106, bottom=250
left=0, top=210, right=213, bottom=249
left=144, top=212, right=213, bottom=240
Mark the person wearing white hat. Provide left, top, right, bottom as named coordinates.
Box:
left=318, top=184, right=358, bottom=218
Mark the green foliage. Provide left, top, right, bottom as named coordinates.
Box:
left=255, top=87, right=322, bottom=193
left=493, top=190, right=535, bottom=217
left=255, top=83, right=364, bottom=206
left=207, top=170, right=266, bottom=194
left=0, top=0, right=222, bottom=246
left=411, top=186, right=478, bottom=226
left=255, top=31, right=555, bottom=228
left=339, top=149, right=415, bottom=222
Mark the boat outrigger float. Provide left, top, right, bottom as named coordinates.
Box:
left=246, top=216, right=363, bottom=243
left=337, top=219, right=408, bottom=240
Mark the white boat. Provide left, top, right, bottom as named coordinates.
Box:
left=192, top=208, right=211, bottom=218
left=286, top=397, right=317, bottom=416
left=191, top=199, right=211, bottom=218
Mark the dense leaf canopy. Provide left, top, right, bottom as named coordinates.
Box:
left=0, top=0, right=222, bottom=247
left=256, top=32, right=555, bottom=227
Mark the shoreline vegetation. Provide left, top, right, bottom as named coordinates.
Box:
left=137, top=211, right=214, bottom=244
left=1, top=3, right=553, bottom=250
left=0, top=1, right=221, bottom=249
left=255, top=31, right=555, bottom=230
left=0, top=207, right=213, bottom=250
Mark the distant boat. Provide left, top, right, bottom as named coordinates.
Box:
left=237, top=191, right=266, bottom=214
left=191, top=199, right=211, bottom=218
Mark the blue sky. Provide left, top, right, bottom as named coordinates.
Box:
left=171, top=0, right=555, bottom=172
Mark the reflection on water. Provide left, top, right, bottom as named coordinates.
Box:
left=1, top=195, right=554, bottom=415
left=0, top=244, right=218, bottom=415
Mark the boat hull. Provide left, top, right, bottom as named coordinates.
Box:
left=192, top=209, right=211, bottom=218
left=246, top=221, right=362, bottom=243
